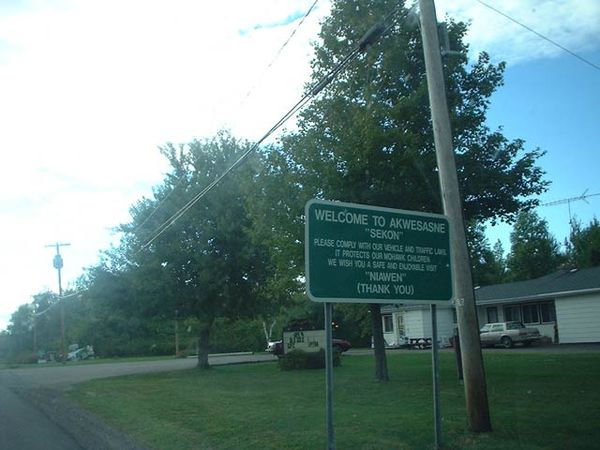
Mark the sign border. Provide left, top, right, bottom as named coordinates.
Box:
left=305, top=199, right=454, bottom=305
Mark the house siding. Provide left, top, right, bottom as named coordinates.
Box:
left=403, top=309, right=426, bottom=339
left=392, top=306, right=455, bottom=346
left=437, top=307, right=456, bottom=346
left=555, top=293, right=600, bottom=343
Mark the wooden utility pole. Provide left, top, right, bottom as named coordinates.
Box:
left=45, top=242, right=71, bottom=363
left=418, top=0, right=492, bottom=431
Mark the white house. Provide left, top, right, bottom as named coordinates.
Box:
left=381, top=266, right=600, bottom=346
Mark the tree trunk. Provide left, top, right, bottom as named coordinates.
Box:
left=196, top=322, right=211, bottom=369
left=370, top=303, right=389, bottom=382
left=262, top=319, right=277, bottom=345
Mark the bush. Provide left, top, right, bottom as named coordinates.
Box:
left=11, top=351, right=38, bottom=364
left=278, top=348, right=341, bottom=371
left=210, top=318, right=266, bottom=353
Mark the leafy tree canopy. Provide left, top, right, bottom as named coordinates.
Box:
left=569, top=217, right=600, bottom=268
left=467, top=223, right=506, bottom=286
left=117, top=132, right=271, bottom=367
left=506, top=210, right=563, bottom=281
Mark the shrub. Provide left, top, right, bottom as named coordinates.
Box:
left=210, top=318, right=266, bottom=353
left=11, top=352, right=38, bottom=364
left=278, top=348, right=341, bottom=371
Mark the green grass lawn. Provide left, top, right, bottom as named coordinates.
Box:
left=67, top=352, right=600, bottom=450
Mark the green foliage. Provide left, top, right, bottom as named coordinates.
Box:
left=65, top=132, right=274, bottom=363
left=507, top=210, right=564, bottom=281
left=332, top=304, right=372, bottom=347
left=6, top=304, right=34, bottom=356
left=209, top=318, right=266, bottom=353
left=252, top=0, right=546, bottom=380
left=0, top=332, right=10, bottom=361
left=278, top=348, right=341, bottom=371
left=467, top=223, right=506, bottom=286
left=68, top=353, right=600, bottom=450
left=569, top=218, right=600, bottom=268
left=274, top=0, right=546, bottom=221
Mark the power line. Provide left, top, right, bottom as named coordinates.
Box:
left=130, top=3, right=320, bottom=239
left=32, top=290, right=82, bottom=318
left=139, top=54, right=350, bottom=252
left=138, top=11, right=399, bottom=253
left=476, top=0, right=600, bottom=72
left=129, top=177, right=186, bottom=236
left=240, top=0, right=320, bottom=105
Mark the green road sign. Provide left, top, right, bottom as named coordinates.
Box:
left=305, top=199, right=453, bottom=304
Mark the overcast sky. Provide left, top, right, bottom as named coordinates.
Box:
left=1, top=0, right=599, bottom=330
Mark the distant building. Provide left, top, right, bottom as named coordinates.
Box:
left=381, top=266, right=600, bottom=346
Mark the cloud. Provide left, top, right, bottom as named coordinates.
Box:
left=239, top=9, right=307, bottom=36
left=437, top=0, right=600, bottom=65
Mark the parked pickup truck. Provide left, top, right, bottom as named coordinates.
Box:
left=480, top=321, right=541, bottom=348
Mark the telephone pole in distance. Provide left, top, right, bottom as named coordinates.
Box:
left=45, top=242, right=71, bottom=363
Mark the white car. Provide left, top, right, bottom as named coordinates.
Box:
left=480, top=321, right=541, bottom=348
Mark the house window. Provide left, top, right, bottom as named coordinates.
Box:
left=383, top=315, right=394, bottom=333
left=540, top=303, right=556, bottom=323
left=504, top=305, right=521, bottom=322
left=522, top=304, right=540, bottom=324
left=486, top=307, right=498, bottom=323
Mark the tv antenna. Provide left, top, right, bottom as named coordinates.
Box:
left=540, top=189, right=600, bottom=233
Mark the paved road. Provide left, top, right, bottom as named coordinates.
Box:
left=0, top=381, right=83, bottom=450
left=2, top=353, right=277, bottom=390
left=0, top=353, right=277, bottom=450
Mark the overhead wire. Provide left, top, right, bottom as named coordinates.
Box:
left=240, top=0, right=320, bottom=106
left=138, top=7, right=402, bottom=253
left=32, top=290, right=84, bottom=317
left=475, top=0, right=600, bottom=72
left=138, top=50, right=359, bottom=252
left=129, top=2, right=320, bottom=241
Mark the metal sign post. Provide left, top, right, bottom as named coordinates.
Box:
left=305, top=199, right=453, bottom=449
left=324, top=302, right=335, bottom=450
left=431, top=304, right=442, bottom=449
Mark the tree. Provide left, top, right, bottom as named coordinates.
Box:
left=506, top=210, right=563, bottom=281
left=7, top=304, right=34, bottom=356
left=120, top=132, right=270, bottom=368
left=467, top=223, right=506, bottom=286
left=30, top=291, right=60, bottom=354
left=258, top=0, right=547, bottom=380
left=569, top=218, right=600, bottom=268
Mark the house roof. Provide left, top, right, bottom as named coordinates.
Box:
left=475, top=266, right=600, bottom=304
